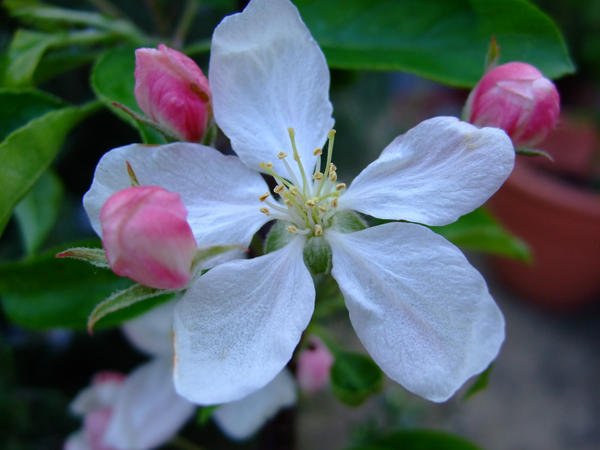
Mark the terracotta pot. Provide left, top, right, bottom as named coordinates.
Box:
left=487, top=119, right=600, bottom=310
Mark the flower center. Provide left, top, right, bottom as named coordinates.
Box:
left=258, top=128, right=346, bottom=236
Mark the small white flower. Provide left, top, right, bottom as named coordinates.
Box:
left=84, top=0, right=514, bottom=405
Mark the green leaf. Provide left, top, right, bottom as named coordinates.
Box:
left=463, top=364, right=493, bottom=401
left=2, top=29, right=114, bottom=87
left=349, top=429, right=481, bottom=450
left=14, top=170, right=64, bottom=255
left=91, top=47, right=167, bottom=144
left=295, top=0, right=574, bottom=87
left=0, top=242, right=175, bottom=330
left=0, top=100, right=101, bottom=237
left=88, top=284, right=172, bottom=333
left=330, top=351, right=383, bottom=406
left=431, top=207, right=531, bottom=262
left=0, top=88, right=64, bottom=142
left=0, top=245, right=130, bottom=330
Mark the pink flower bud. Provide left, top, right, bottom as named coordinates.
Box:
left=296, top=336, right=334, bottom=393
left=99, top=186, right=197, bottom=290
left=466, top=62, right=560, bottom=148
left=134, top=44, right=211, bottom=142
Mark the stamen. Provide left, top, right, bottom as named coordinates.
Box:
left=274, top=184, right=285, bottom=194
left=305, top=199, right=316, bottom=208
left=318, top=205, right=328, bottom=213
left=265, top=162, right=273, bottom=169
left=316, top=129, right=336, bottom=197
left=287, top=225, right=298, bottom=234
left=329, top=163, right=337, bottom=172
left=288, top=127, right=309, bottom=196
left=313, top=171, right=323, bottom=180
left=259, top=207, right=271, bottom=216
left=335, top=183, right=346, bottom=191
left=329, top=171, right=337, bottom=182
left=277, top=151, right=288, bottom=159
left=314, top=224, right=323, bottom=236
left=259, top=192, right=270, bottom=202
left=289, top=186, right=299, bottom=196
left=313, top=148, right=322, bottom=156
left=331, top=198, right=339, bottom=208
left=284, top=199, right=293, bottom=207
left=281, top=157, right=301, bottom=188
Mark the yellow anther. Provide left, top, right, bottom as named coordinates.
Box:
left=329, top=171, right=337, bottom=182
left=259, top=207, right=271, bottom=216
left=274, top=184, right=285, bottom=194
left=319, top=205, right=328, bottom=213
left=288, top=127, right=296, bottom=138
left=289, top=186, right=299, bottom=196
left=285, top=199, right=293, bottom=207
left=277, top=151, right=288, bottom=159
left=259, top=192, right=270, bottom=202
left=313, top=171, right=323, bottom=180
left=328, top=129, right=336, bottom=139
left=329, top=163, right=337, bottom=172
left=331, top=198, right=339, bottom=208
left=335, top=183, right=346, bottom=191
left=126, top=161, right=140, bottom=186
left=314, top=224, right=323, bottom=236
left=265, top=162, right=274, bottom=169
left=305, top=199, right=316, bottom=208
left=287, top=225, right=298, bottom=234
left=313, top=148, right=322, bottom=156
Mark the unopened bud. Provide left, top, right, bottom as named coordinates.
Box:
left=99, top=186, right=197, bottom=290
left=134, top=44, right=211, bottom=143
left=296, top=336, right=334, bottom=393
left=465, top=62, right=560, bottom=148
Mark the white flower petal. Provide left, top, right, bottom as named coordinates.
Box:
left=64, top=431, right=90, bottom=450
left=327, top=222, right=505, bottom=402
left=210, top=0, right=334, bottom=178
left=70, top=378, right=122, bottom=415
left=83, top=143, right=270, bottom=247
left=173, top=237, right=314, bottom=404
left=121, top=301, right=176, bottom=357
left=213, top=370, right=296, bottom=440
left=339, top=117, right=514, bottom=226
left=103, top=357, right=194, bottom=450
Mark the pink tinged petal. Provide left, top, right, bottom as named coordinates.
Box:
left=64, top=431, right=92, bottom=450
left=135, top=44, right=211, bottom=142
left=209, top=0, right=334, bottom=178
left=467, top=62, right=560, bottom=148
left=70, top=374, right=124, bottom=416
left=296, top=336, right=334, bottom=393
left=173, top=237, right=314, bottom=404
left=327, top=222, right=505, bottom=402
left=212, top=370, right=297, bottom=440
left=83, top=143, right=270, bottom=248
left=339, top=117, right=514, bottom=226
left=100, top=186, right=197, bottom=289
left=103, top=358, right=195, bottom=450
left=84, top=409, right=115, bottom=450
left=121, top=301, right=176, bottom=357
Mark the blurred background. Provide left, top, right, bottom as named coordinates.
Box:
left=0, top=0, right=598, bottom=449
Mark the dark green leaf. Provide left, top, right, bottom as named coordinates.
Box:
left=0, top=243, right=175, bottom=330
left=349, top=429, right=481, bottom=450
left=463, top=364, right=493, bottom=401
left=330, top=351, right=383, bottom=406
left=0, top=100, right=100, bottom=236
left=0, top=246, right=130, bottom=330
left=0, top=88, right=65, bottom=141
left=296, top=0, right=574, bottom=86
left=91, top=47, right=167, bottom=144
left=14, top=170, right=64, bottom=255
left=2, top=29, right=114, bottom=87
left=431, top=207, right=531, bottom=262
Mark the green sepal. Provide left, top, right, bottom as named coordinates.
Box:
left=87, top=284, right=173, bottom=333
left=463, top=364, right=494, bottom=401
left=264, top=220, right=294, bottom=253
left=196, top=405, right=219, bottom=425
left=330, top=210, right=367, bottom=233
left=55, top=246, right=109, bottom=268
left=303, top=236, right=332, bottom=275
left=516, top=147, right=554, bottom=160
left=330, top=351, right=384, bottom=407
